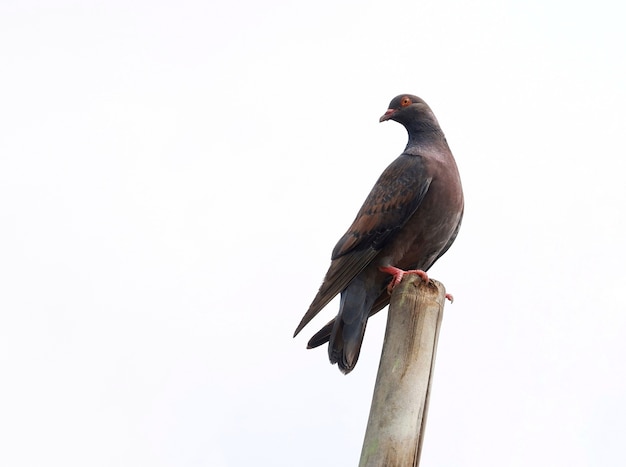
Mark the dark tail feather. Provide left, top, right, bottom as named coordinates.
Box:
left=307, top=319, right=334, bottom=349
left=328, top=313, right=368, bottom=374
left=306, top=291, right=391, bottom=350
left=326, top=282, right=378, bottom=374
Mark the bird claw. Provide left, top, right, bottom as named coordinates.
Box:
left=379, top=266, right=429, bottom=294
left=445, top=293, right=454, bottom=303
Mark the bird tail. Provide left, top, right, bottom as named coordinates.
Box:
left=307, top=292, right=391, bottom=350
left=307, top=319, right=335, bottom=349
left=327, top=283, right=374, bottom=374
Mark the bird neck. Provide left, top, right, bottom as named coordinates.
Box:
left=405, top=122, right=445, bottom=147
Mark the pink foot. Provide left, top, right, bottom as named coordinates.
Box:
left=379, top=265, right=429, bottom=294
left=445, top=293, right=454, bottom=303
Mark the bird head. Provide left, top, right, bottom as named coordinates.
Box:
left=379, top=94, right=429, bottom=124
left=379, top=94, right=444, bottom=140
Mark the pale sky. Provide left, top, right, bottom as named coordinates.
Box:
left=1, top=1, right=626, bottom=466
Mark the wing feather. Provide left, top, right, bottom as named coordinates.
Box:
left=293, top=154, right=431, bottom=336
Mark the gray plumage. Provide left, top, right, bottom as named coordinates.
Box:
left=293, top=95, right=464, bottom=374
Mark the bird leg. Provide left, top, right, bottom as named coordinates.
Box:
left=380, top=266, right=456, bottom=303
left=379, top=265, right=429, bottom=294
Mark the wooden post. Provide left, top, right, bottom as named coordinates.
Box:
left=359, top=275, right=447, bottom=467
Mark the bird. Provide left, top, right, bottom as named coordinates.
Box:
left=293, top=94, right=464, bottom=374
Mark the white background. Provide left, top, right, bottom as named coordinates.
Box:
left=2, top=1, right=625, bottom=466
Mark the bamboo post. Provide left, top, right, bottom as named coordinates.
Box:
left=359, top=275, right=447, bottom=467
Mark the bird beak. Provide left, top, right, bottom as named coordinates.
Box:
left=379, top=109, right=395, bottom=122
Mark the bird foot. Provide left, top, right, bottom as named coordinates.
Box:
left=445, top=293, right=454, bottom=303
left=379, top=266, right=429, bottom=294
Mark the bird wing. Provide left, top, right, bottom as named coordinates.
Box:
left=305, top=207, right=463, bottom=347
left=293, top=154, right=431, bottom=336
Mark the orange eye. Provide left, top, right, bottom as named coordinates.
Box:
left=401, top=96, right=412, bottom=107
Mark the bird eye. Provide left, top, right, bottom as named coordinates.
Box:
left=401, top=96, right=412, bottom=107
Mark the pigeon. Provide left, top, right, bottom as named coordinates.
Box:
left=293, top=94, right=464, bottom=374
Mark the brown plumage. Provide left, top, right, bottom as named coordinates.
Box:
left=293, top=95, right=464, bottom=374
